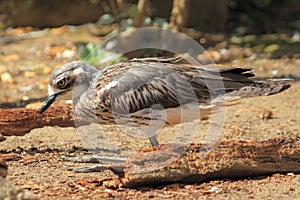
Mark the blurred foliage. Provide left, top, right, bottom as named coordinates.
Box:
left=230, top=34, right=300, bottom=47
left=83, top=4, right=170, bottom=62
left=81, top=43, right=128, bottom=66
left=81, top=0, right=300, bottom=61
left=228, top=0, right=300, bottom=34
left=1, top=0, right=299, bottom=34
left=97, top=14, right=115, bottom=26
left=96, top=4, right=169, bottom=31
left=81, top=42, right=169, bottom=64
left=0, top=0, right=34, bottom=29
left=229, top=34, right=300, bottom=57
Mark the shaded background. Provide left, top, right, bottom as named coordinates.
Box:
left=0, top=0, right=299, bottom=33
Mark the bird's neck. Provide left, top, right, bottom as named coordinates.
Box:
left=72, top=70, right=99, bottom=105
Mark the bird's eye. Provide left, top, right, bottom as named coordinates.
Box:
left=56, top=78, right=68, bottom=89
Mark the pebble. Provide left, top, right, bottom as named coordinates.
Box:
left=0, top=71, right=14, bottom=83
left=62, top=50, right=75, bottom=58
left=18, top=85, right=33, bottom=92
left=257, top=109, right=273, bottom=120
left=24, top=71, right=36, bottom=77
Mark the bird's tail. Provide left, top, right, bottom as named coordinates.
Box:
left=226, top=78, right=293, bottom=98
left=197, top=78, right=292, bottom=118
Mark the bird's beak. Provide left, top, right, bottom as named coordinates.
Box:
left=39, top=94, right=58, bottom=114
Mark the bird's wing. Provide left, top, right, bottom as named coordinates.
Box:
left=132, top=57, right=255, bottom=93
left=96, top=59, right=255, bottom=115
left=96, top=61, right=207, bottom=115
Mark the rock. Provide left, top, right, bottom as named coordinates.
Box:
left=0, top=71, right=15, bottom=84
left=0, top=177, right=37, bottom=200
left=0, top=157, right=7, bottom=178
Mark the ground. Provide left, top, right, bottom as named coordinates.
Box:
left=0, top=24, right=299, bottom=199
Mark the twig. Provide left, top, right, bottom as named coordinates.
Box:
left=0, top=105, right=75, bottom=140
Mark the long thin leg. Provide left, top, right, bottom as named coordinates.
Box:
left=144, top=129, right=159, bottom=146
left=148, top=135, right=159, bottom=146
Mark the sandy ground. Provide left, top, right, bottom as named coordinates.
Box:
left=0, top=25, right=299, bottom=199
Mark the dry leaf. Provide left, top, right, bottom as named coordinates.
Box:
left=22, top=181, right=42, bottom=190
left=24, top=71, right=36, bottom=78
left=6, top=27, right=35, bottom=36
left=1, top=54, right=20, bottom=62
left=50, top=25, right=70, bottom=35
left=46, top=46, right=66, bottom=58
left=25, top=102, right=43, bottom=109
left=257, top=109, right=273, bottom=120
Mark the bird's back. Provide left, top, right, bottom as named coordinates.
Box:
left=95, top=58, right=254, bottom=113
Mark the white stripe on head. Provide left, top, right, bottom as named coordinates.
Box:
left=73, top=67, right=84, bottom=76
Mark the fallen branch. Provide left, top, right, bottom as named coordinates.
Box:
left=0, top=107, right=299, bottom=187
left=106, top=137, right=300, bottom=187
left=0, top=105, right=74, bottom=141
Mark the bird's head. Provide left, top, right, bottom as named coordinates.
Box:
left=39, top=61, right=98, bottom=114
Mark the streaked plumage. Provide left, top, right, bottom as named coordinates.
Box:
left=40, top=57, right=292, bottom=146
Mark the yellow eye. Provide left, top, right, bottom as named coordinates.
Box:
left=56, top=78, right=67, bottom=89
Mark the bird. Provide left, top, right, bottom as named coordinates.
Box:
left=39, top=57, right=292, bottom=146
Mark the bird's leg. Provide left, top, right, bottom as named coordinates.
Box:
left=148, top=135, right=159, bottom=146
left=143, top=129, right=159, bottom=146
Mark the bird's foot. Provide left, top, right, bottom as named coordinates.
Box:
left=63, top=155, right=127, bottom=163
left=66, top=164, right=110, bottom=173
left=62, top=155, right=127, bottom=173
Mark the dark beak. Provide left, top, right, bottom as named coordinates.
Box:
left=39, top=94, right=57, bottom=114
